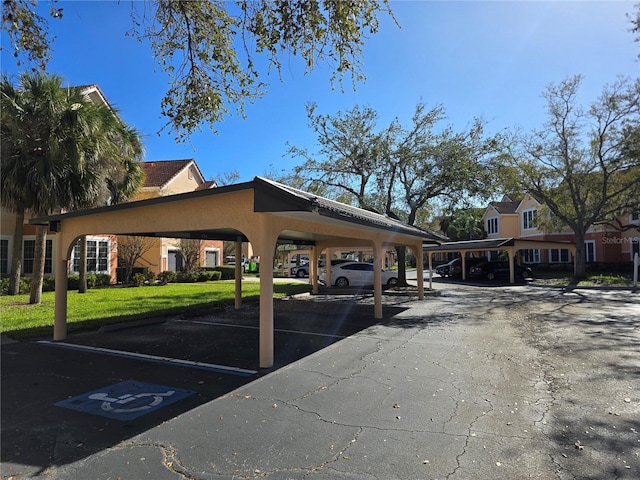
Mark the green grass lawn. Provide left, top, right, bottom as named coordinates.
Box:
left=0, top=281, right=312, bottom=340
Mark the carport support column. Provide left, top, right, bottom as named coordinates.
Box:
left=428, top=251, right=433, bottom=291
left=257, top=214, right=277, bottom=368
left=54, top=237, right=69, bottom=340
left=412, top=243, right=424, bottom=300
left=234, top=237, right=242, bottom=309
left=508, top=249, right=515, bottom=284
left=373, top=240, right=383, bottom=320
left=309, top=247, right=318, bottom=292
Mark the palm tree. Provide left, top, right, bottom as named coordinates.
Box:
left=1, top=71, right=144, bottom=303
left=76, top=119, right=145, bottom=293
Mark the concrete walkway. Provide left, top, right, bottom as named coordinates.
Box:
left=3, top=284, right=639, bottom=479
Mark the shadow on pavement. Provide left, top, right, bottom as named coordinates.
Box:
left=1, top=295, right=410, bottom=476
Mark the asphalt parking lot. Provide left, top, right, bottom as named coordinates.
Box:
left=2, top=281, right=639, bottom=479
left=1, top=294, right=407, bottom=478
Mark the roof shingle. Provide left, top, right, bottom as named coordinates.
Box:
left=142, top=159, right=194, bottom=188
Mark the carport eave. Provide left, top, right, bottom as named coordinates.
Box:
left=29, top=176, right=444, bottom=244
left=423, top=238, right=576, bottom=253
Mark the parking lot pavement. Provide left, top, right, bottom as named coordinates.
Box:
left=2, top=285, right=639, bottom=479
left=0, top=296, right=402, bottom=479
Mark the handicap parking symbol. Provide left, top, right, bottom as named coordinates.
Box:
left=55, top=380, right=195, bottom=420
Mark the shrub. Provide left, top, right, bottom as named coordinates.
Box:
left=132, top=272, right=146, bottom=287
left=146, top=271, right=157, bottom=284
left=158, top=270, right=176, bottom=285
left=67, top=275, right=80, bottom=290
left=116, top=266, right=149, bottom=284
left=86, top=274, right=97, bottom=289
left=43, top=276, right=55, bottom=292
left=94, top=273, right=112, bottom=287
left=214, top=265, right=235, bottom=280
left=176, top=270, right=199, bottom=283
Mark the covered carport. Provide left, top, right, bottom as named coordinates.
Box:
left=424, top=237, right=577, bottom=286
left=32, top=176, right=442, bottom=368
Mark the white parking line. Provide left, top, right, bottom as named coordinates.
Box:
left=37, top=341, right=257, bottom=376
left=177, top=319, right=347, bottom=339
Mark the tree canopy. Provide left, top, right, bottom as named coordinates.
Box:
left=284, top=101, right=502, bottom=282
left=2, top=0, right=395, bottom=140
left=286, top=102, right=501, bottom=227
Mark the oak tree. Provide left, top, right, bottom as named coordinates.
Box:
left=504, top=75, right=640, bottom=279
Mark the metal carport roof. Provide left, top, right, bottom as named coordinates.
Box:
left=423, top=237, right=577, bottom=284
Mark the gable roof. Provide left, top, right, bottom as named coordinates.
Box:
left=195, top=180, right=218, bottom=191
left=490, top=200, right=520, bottom=215
left=142, top=159, right=204, bottom=189
left=485, top=193, right=523, bottom=215
left=32, top=176, right=445, bottom=244
left=254, top=177, right=447, bottom=241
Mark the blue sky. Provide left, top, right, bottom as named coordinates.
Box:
left=1, top=1, right=638, bottom=186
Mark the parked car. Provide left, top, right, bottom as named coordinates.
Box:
left=292, top=258, right=355, bottom=278
left=290, top=263, right=310, bottom=277
left=448, top=257, right=487, bottom=278
left=468, top=261, right=533, bottom=280
left=277, top=256, right=309, bottom=270
left=319, top=261, right=398, bottom=287
left=435, top=258, right=459, bottom=277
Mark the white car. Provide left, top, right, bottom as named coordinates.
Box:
left=319, top=261, right=398, bottom=288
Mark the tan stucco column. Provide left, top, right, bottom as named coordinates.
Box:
left=312, top=248, right=321, bottom=294
left=234, top=237, right=242, bottom=309
left=309, top=247, right=318, bottom=291
left=373, top=240, right=383, bottom=319
left=428, top=251, right=433, bottom=291
left=255, top=214, right=278, bottom=368
left=325, top=247, right=333, bottom=287
left=508, top=248, right=515, bottom=284
left=461, top=253, right=467, bottom=280
left=412, top=243, right=424, bottom=300
left=54, top=236, right=69, bottom=340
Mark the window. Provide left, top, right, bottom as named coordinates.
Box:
left=0, top=239, right=8, bottom=275
left=632, top=212, right=640, bottom=222
left=23, top=239, right=53, bottom=275
left=71, top=238, right=110, bottom=274
left=486, top=217, right=498, bottom=235
left=549, top=248, right=571, bottom=263
left=343, top=263, right=373, bottom=271
left=585, top=240, right=596, bottom=263
left=522, top=209, right=538, bottom=230
left=522, top=249, right=540, bottom=264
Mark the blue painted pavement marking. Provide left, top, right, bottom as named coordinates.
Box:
left=54, top=380, right=195, bottom=421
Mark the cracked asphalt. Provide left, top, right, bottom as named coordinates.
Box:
left=2, top=281, right=639, bottom=479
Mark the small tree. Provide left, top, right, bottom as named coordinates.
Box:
left=178, top=239, right=202, bottom=273
left=117, top=236, right=155, bottom=284
left=440, top=208, right=486, bottom=241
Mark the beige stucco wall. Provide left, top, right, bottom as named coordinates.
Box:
left=483, top=206, right=519, bottom=238
left=160, top=164, right=203, bottom=196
